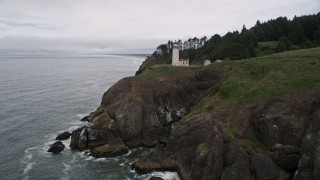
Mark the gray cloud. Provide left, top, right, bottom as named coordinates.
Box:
left=0, top=0, right=319, bottom=54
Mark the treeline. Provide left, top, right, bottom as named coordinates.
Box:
left=151, top=12, right=320, bottom=64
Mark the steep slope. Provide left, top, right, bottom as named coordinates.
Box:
left=70, top=48, right=320, bottom=180
left=135, top=88, right=320, bottom=179
left=71, top=65, right=226, bottom=150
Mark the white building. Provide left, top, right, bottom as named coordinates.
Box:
left=204, top=60, right=211, bottom=66
left=172, top=43, right=189, bottom=66
left=180, top=58, right=190, bottom=66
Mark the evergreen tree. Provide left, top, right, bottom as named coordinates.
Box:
left=150, top=12, right=320, bottom=64
left=288, top=24, right=306, bottom=45
left=276, top=37, right=292, bottom=52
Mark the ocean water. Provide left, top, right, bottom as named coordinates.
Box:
left=0, top=56, right=179, bottom=180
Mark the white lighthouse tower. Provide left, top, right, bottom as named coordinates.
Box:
left=172, top=43, right=180, bottom=66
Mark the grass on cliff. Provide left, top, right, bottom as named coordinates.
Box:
left=217, top=47, right=320, bottom=104
left=184, top=47, right=320, bottom=119
left=137, top=66, right=200, bottom=79
left=138, top=48, right=320, bottom=117
left=184, top=104, right=214, bottom=119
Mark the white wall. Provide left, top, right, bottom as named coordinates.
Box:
left=172, top=47, right=179, bottom=66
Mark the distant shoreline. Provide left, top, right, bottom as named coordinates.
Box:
left=0, top=54, right=149, bottom=58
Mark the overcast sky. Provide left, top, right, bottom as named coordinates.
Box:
left=0, top=0, right=319, bottom=54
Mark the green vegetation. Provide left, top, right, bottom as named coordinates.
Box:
left=182, top=48, right=320, bottom=119
left=256, top=41, right=278, bottom=56
left=138, top=66, right=198, bottom=79
left=150, top=12, right=320, bottom=64
left=244, top=138, right=267, bottom=151
left=223, top=127, right=234, bottom=148
left=184, top=104, right=214, bottom=119
left=217, top=48, right=320, bottom=104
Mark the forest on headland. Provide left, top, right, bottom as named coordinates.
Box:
left=151, top=12, right=320, bottom=64
left=68, top=12, right=320, bottom=180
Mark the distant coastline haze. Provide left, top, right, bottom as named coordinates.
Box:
left=0, top=0, right=319, bottom=54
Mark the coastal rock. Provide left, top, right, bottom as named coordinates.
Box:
left=220, top=148, right=252, bottom=180
left=70, top=127, right=89, bottom=151
left=250, top=152, right=281, bottom=180
left=293, top=110, right=320, bottom=180
left=149, top=177, right=164, bottom=180
left=55, top=131, right=71, bottom=141
left=80, top=115, right=90, bottom=122
left=48, top=141, right=65, bottom=154
left=70, top=66, right=222, bottom=151
left=270, top=144, right=300, bottom=171
left=69, top=60, right=320, bottom=179
left=134, top=114, right=225, bottom=180
left=90, top=138, right=128, bottom=158
left=223, top=138, right=240, bottom=166
left=133, top=89, right=320, bottom=179
left=250, top=97, right=315, bottom=149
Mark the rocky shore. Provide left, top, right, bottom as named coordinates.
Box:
left=70, top=66, right=221, bottom=153
left=68, top=48, right=320, bottom=180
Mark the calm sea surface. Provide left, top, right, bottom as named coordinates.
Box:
left=0, top=56, right=179, bottom=180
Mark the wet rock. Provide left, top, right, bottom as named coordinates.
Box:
left=134, top=160, right=162, bottom=174
left=55, top=131, right=71, bottom=141
left=90, top=138, right=128, bottom=158
left=48, top=141, right=65, bottom=154
left=70, top=127, right=88, bottom=151
left=270, top=143, right=300, bottom=171
left=149, top=177, right=164, bottom=180
left=80, top=115, right=89, bottom=122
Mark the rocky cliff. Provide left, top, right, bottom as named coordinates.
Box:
left=70, top=48, right=320, bottom=180
left=71, top=66, right=222, bottom=150
left=134, top=88, right=320, bottom=180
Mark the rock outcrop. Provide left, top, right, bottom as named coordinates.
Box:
left=48, top=141, right=65, bottom=154
left=270, top=144, right=300, bottom=171
left=80, top=115, right=90, bottom=122
left=70, top=66, right=222, bottom=151
left=69, top=62, right=320, bottom=179
left=132, top=88, right=320, bottom=179
left=55, top=131, right=71, bottom=141
left=293, top=109, right=320, bottom=180
left=90, top=138, right=128, bottom=158
left=149, top=177, right=164, bottom=180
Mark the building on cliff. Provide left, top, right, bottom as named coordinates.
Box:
left=172, top=43, right=189, bottom=66
left=204, top=60, right=211, bottom=66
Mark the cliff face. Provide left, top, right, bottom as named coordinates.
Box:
left=71, top=66, right=222, bottom=150
left=134, top=88, right=320, bottom=180
left=70, top=48, right=320, bottom=180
